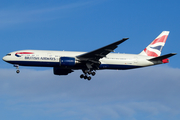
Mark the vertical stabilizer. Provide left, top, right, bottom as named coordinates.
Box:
left=139, top=31, right=169, bottom=57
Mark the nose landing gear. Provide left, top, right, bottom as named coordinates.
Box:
left=14, top=64, right=20, bottom=74
left=16, top=69, right=20, bottom=74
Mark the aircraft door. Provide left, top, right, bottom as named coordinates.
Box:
left=134, top=57, right=138, bottom=64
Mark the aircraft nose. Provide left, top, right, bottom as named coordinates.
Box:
left=2, top=56, right=8, bottom=62
left=2, top=56, right=6, bottom=61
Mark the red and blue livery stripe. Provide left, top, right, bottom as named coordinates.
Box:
left=144, top=48, right=158, bottom=57
left=15, top=52, right=34, bottom=57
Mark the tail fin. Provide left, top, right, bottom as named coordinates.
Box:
left=139, top=31, right=170, bottom=57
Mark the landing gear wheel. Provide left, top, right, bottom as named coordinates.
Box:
left=81, top=69, right=96, bottom=80
left=16, top=70, right=20, bottom=74
left=92, top=72, right=96, bottom=76
left=84, top=76, right=87, bottom=79
left=87, top=76, right=91, bottom=80
left=80, top=74, right=84, bottom=79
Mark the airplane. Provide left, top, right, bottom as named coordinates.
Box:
left=2, top=31, right=176, bottom=80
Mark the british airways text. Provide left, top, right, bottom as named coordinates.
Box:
left=25, top=57, right=56, bottom=60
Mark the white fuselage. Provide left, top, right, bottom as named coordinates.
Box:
left=3, top=50, right=156, bottom=70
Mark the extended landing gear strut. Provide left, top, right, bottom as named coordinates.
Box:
left=80, top=70, right=96, bottom=80
left=14, top=64, right=20, bottom=74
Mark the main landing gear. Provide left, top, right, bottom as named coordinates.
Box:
left=80, top=70, right=96, bottom=80
left=14, top=64, right=20, bottom=74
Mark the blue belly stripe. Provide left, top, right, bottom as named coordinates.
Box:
left=99, top=64, right=141, bottom=70
left=6, top=61, right=140, bottom=69
left=7, top=61, right=59, bottom=67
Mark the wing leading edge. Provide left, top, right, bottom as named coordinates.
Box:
left=77, top=38, right=129, bottom=61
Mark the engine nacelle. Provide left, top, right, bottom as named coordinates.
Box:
left=60, top=57, right=76, bottom=66
left=53, top=67, right=73, bottom=75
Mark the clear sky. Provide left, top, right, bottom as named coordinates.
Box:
left=0, top=0, right=180, bottom=120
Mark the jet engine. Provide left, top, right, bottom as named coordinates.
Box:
left=60, top=57, right=78, bottom=66
left=53, top=67, right=73, bottom=75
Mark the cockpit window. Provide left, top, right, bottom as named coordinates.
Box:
left=6, top=54, right=11, bottom=56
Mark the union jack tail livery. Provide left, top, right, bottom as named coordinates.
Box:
left=139, top=31, right=170, bottom=57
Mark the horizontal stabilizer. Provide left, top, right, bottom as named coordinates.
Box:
left=149, top=53, right=177, bottom=61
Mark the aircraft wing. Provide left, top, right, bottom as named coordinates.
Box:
left=77, top=38, right=129, bottom=62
